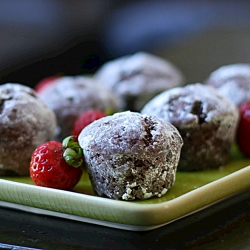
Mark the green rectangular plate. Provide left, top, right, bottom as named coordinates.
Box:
left=0, top=145, right=250, bottom=231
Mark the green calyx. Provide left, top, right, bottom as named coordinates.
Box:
left=62, top=136, right=83, bottom=168
left=105, top=108, right=115, bottom=116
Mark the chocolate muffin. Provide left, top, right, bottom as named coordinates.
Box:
left=38, top=75, right=121, bottom=141
left=78, top=111, right=183, bottom=200
left=141, top=83, right=239, bottom=171
left=94, top=52, right=185, bottom=111
left=0, top=83, right=57, bottom=175
left=204, top=63, right=250, bottom=107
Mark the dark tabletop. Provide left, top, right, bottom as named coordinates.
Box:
left=0, top=189, right=250, bottom=250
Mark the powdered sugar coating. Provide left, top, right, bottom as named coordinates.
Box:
left=141, top=83, right=239, bottom=170
left=94, top=52, right=185, bottom=111
left=38, top=75, right=122, bottom=141
left=79, top=111, right=183, bottom=200
left=0, top=83, right=56, bottom=175
left=204, top=63, right=250, bottom=107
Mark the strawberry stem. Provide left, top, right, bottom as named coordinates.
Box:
left=62, top=136, right=83, bottom=168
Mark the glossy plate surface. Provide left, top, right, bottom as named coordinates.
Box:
left=0, top=146, right=250, bottom=231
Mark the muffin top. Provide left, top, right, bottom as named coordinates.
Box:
left=94, top=52, right=185, bottom=111
left=79, top=111, right=183, bottom=157
left=204, top=63, right=250, bottom=106
left=38, top=75, right=121, bottom=114
left=141, top=83, right=238, bottom=130
left=0, top=83, right=56, bottom=139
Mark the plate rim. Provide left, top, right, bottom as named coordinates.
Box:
left=0, top=165, right=249, bottom=230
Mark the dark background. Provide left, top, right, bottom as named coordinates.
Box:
left=0, top=0, right=250, bottom=87
left=1, top=1, right=250, bottom=249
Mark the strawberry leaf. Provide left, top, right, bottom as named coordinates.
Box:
left=62, top=136, right=83, bottom=168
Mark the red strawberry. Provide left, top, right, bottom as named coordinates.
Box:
left=30, top=136, right=83, bottom=190
left=34, top=75, right=61, bottom=93
left=237, top=101, right=250, bottom=157
left=71, top=110, right=106, bottom=140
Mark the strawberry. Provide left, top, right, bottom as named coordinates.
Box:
left=71, top=110, right=106, bottom=140
left=34, top=75, right=61, bottom=93
left=30, top=136, right=83, bottom=190
left=237, top=101, right=250, bottom=157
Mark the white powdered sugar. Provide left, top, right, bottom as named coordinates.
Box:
left=38, top=75, right=122, bottom=141
left=94, top=51, right=185, bottom=111
left=205, top=63, right=250, bottom=107
left=207, top=64, right=250, bottom=83
left=0, top=83, right=56, bottom=175
left=79, top=111, right=183, bottom=200
left=141, top=83, right=239, bottom=171
left=141, top=83, right=238, bottom=131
